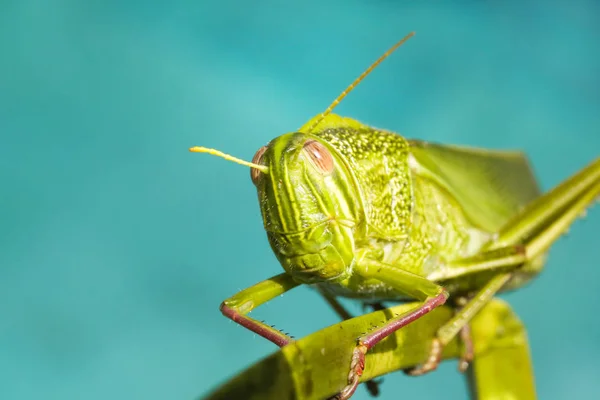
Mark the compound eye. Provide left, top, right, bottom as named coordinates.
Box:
left=303, top=140, right=334, bottom=174
left=250, top=146, right=267, bottom=185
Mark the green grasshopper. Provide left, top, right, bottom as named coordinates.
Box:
left=191, top=32, right=599, bottom=399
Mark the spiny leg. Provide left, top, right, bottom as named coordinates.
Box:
left=220, top=273, right=300, bottom=347
left=361, top=296, right=391, bottom=393
left=335, top=292, right=448, bottom=399
left=363, top=297, right=390, bottom=389
left=331, top=258, right=449, bottom=400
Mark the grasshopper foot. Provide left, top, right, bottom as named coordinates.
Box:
left=404, top=323, right=474, bottom=376
left=403, top=338, right=443, bottom=376
left=329, top=343, right=367, bottom=400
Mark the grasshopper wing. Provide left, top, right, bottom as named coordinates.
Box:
left=409, top=140, right=541, bottom=233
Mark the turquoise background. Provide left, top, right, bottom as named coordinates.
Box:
left=1, top=1, right=599, bottom=399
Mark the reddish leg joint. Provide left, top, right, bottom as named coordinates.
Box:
left=329, top=345, right=367, bottom=400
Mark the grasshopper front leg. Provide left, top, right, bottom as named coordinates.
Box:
left=332, top=260, right=449, bottom=400
left=220, top=273, right=300, bottom=347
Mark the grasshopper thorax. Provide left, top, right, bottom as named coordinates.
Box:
left=251, top=132, right=361, bottom=283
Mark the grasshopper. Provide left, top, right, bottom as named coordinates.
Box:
left=191, top=32, right=600, bottom=399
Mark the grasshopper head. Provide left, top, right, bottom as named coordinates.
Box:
left=192, top=33, right=418, bottom=283
left=250, top=132, right=361, bottom=283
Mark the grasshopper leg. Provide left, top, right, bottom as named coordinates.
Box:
left=220, top=273, right=300, bottom=347
left=334, top=292, right=448, bottom=400
left=458, top=322, right=474, bottom=372
left=403, top=297, right=474, bottom=376
left=402, top=326, right=477, bottom=376
left=332, top=260, right=449, bottom=400
left=318, top=289, right=385, bottom=398
left=454, top=296, right=475, bottom=373
left=408, top=164, right=600, bottom=376
left=454, top=294, right=475, bottom=372
left=405, top=273, right=514, bottom=376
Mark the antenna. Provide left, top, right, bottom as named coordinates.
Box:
left=189, top=146, right=269, bottom=173
left=306, top=31, right=415, bottom=133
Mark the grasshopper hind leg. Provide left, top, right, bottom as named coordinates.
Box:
left=407, top=157, right=600, bottom=378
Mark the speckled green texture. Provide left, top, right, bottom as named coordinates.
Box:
left=315, top=125, right=412, bottom=239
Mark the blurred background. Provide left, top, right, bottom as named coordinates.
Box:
left=1, top=1, right=599, bottom=399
